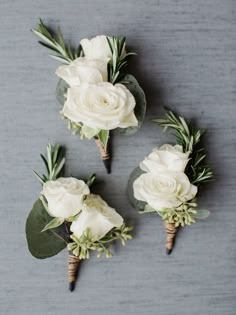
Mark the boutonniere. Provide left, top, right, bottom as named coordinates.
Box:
left=25, top=144, right=132, bottom=291
left=32, top=20, right=146, bottom=173
left=128, top=110, right=213, bottom=254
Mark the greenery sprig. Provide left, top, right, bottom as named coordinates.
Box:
left=32, top=19, right=82, bottom=64
left=153, top=110, right=213, bottom=186
left=33, top=144, right=65, bottom=184
left=107, top=36, right=136, bottom=84
left=68, top=224, right=133, bottom=259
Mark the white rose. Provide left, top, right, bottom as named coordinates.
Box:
left=80, top=35, right=113, bottom=60
left=140, top=144, right=190, bottom=173
left=41, top=177, right=90, bottom=219
left=70, top=194, right=124, bottom=241
left=55, top=57, right=108, bottom=87
left=62, top=82, right=138, bottom=130
left=133, top=171, right=197, bottom=210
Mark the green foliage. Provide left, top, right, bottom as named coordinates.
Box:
left=67, top=224, right=133, bottom=259
left=26, top=199, right=67, bottom=259
left=33, top=144, right=65, bottom=184
left=153, top=110, right=213, bottom=186
left=56, top=79, right=69, bottom=106
left=98, top=130, right=109, bottom=149
left=81, top=125, right=100, bottom=139
left=86, top=173, right=96, bottom=188
left=127, top=167, right=147, bottom=210
left=113, top=75, right=146, bottom=136
left=41, top=217, right=65, bottom=232
left=32, top=19, right=82, bottom=63
left=107, top=36, right=136, bottom=84
left=157, top=200, right=198, bottom=227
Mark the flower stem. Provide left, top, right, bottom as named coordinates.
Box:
left=95, top=138, right=111, bottom=174
left=164, top=221, right=178, bottom=255
left=68, top=252, right=80, bottom=292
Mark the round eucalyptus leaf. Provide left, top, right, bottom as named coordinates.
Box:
left=127, top=167, right=146, bottom=211
left=193, top=209, right=210, bottom=220
left=113, top=74, right=146, bottom=136
left=26, top=199, right=67, bottom=259
left=55, top=79, right=69, bottom=107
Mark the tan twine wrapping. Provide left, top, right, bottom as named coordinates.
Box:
left=95, top=138, right=109, bottom=161
left=68, top=254, right=80, bottom=291
left=164, top=221, right=177, bottom=254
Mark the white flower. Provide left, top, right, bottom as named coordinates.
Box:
left=140, top=144, right=190, bottom=173
left=133, top=171, right=197, bottom=210
left=62, top=82, right=138, bottom=130
left=55, top=57, right=108, bottom=87
left=41, top=177, right=90, bottom=219
left=80, top=35, right=113, bottom=60
left=70, top=194, right=124, bottom=241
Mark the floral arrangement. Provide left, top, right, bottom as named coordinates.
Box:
left=25, top=144, right=132, bottom=291
left=128, top=110, right=213, bottom=254
left=32, top=20, right=146, bottom=173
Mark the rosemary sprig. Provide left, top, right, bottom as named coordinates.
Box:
left=107, top=36, right=136, bottom=84
left=32, top=19, right=82, bottom=64
left=33, top=144, right=65, bottom=184
left=153, top=111, right=213, bottom=186
left=68, top=224, right=133, bottom=259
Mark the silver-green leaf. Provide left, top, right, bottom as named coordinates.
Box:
left=55, top=79, right=69, bottom=107
left=127, top=167, right=146, bottom=211
left=26, top=199, right=67, bottom=259
left=113, top=74, right=146, bottom=136
left=193, top=209, right=210, bottom=220
left=41, top=217, right=64, bottom=232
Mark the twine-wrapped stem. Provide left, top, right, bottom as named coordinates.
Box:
left=68, top=253, right=80, bottom=291
left=164, top=221, right=178, bottom=255
left=95, top=137, right=111, bottom=174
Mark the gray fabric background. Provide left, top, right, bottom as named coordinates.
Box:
left=0, top=0, right=235, bottom=314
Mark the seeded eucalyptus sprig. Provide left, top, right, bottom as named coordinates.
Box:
left=107, top=36, right=136, bottom=84
left=68, top=224, right=133, bottom=259
left=32, top=19, right=82, bottom=64
left=153, top=111, right=213, bottom=186
left=33, top=144, right=65, bottom=184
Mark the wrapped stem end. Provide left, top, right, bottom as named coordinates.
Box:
left=68, top=254, right=80, bottom=292
left=95, top=138, right=111, bottom=174
left=164, top=221, right=177, bottom=255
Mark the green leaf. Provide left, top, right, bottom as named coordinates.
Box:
left=113, top=74, right=146, bottom=136
left=127, top=167, right=147, bottom=211
left=26, top=199, right=67, bottom=259
left=41, top=217, right=64, bottom=232
left=55, top=79, right=69, bottom=107
left=81, top=125, right=100, bottom=139
left=142, top=204, right=156, bottom=213
left=193, top=209, right=210, bottom=220
left=98, top=130, right=109, bottom=149
left=86, top=173, right=96, bottom=188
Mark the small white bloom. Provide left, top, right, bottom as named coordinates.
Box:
left=80, top=35, right=113, bottom=60
left=70, top=194, right=124, bottom=241
left=62, top=82, right=138, bottom=130
left=140, top=144, right=190, bottom=173
left=133, top=171, right=197, bottom=210
left=55, top=57, right=108, bottom=87
left=41, top=177, right=90, bottom=219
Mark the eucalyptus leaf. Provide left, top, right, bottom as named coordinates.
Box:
left=41, top=217, right=64, bottom=232
left=113, top=74, right=146, bottom=136
left=193, top=209, right=210, bottom=220
left=81, top=125, right=100, bottom=139
left=55, top=79, right=69, bottom=107
left=26, top=199, right=67, bottom=259
left=127, top=167, right=146, bottom=211
left=142, top=204, right=157, bottom=213
left=98, top=130, right=109, bottom=149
